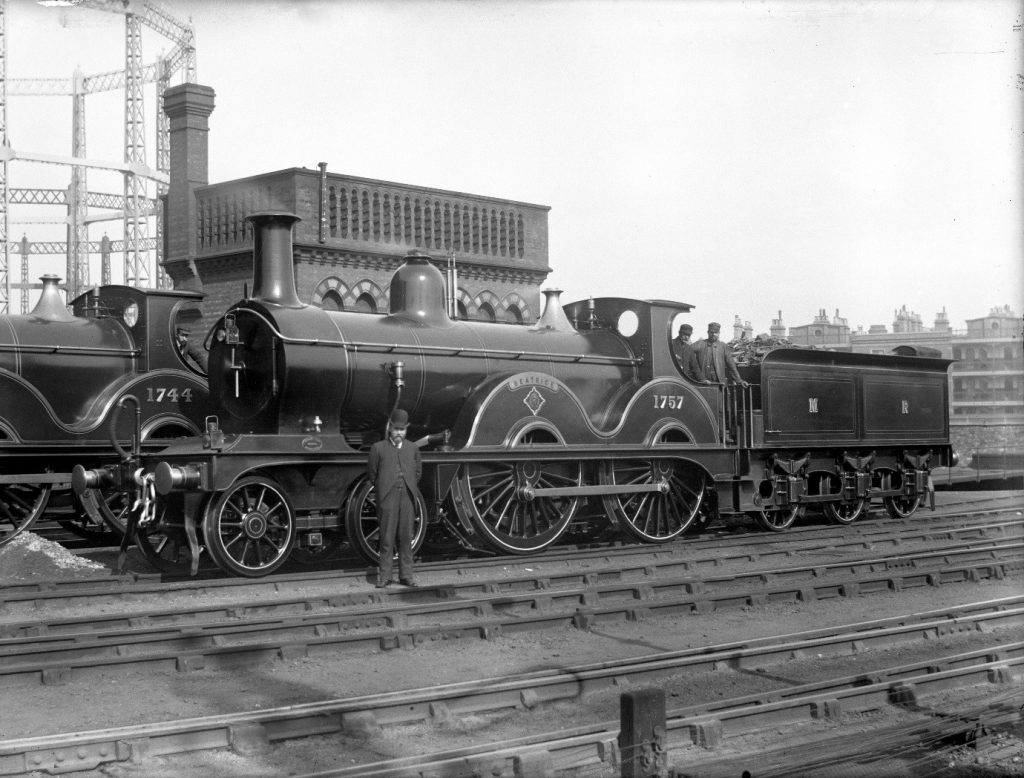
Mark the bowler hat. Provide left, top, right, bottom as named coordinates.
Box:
left=707, top=322, right=721, bottom=332
left=679, top=323, right=693, bottom=334
left=389, top=408, right=409, bottom=429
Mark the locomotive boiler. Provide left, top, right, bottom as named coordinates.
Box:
left=74, top=212, right=955, bottom=578
left=0, top=275, right=214, bottom=546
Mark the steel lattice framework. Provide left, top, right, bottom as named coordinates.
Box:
left=0, top=0, right=197, bottom=312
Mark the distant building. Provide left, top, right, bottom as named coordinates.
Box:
left=848, top=307, right=952, bottom=357
left=950, top=305, right=1023, bottom=421
left=787, top=308, right=850, bottom=348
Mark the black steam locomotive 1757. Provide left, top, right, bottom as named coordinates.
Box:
left=74, top=212, right=955, bottom=577
left=1, top=276, right=214, bottom=546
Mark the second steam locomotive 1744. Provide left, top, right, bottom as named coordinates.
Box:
left=1, top=276, right=214, bottom=546
left=74, top=212, right=956, bottom=577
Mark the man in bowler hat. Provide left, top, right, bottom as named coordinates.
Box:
left=367, top=408, right=422, bottom=588
left=671, top=323, right=708, bottom=384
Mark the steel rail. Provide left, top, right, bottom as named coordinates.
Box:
left=291, top=659, right=1024, bottom=778
left=1, top=508, right=1020, bottom=614
left=0, top=541, right=1020, bottom=687
left=669, top=689, right=1024, bottom=778
left=0, top=596, right=1021, bottom=777
left=0, top=521, right=1021, bottom=633
left=2, top=519, right=1021, bottom=635
left=2, top=637, right=1018, bottom=777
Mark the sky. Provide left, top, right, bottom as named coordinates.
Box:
left=6, top=0, right=1022, bottom=334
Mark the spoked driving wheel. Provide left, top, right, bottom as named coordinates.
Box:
left=452, top=457, right=584, bottom=554
left=750, top=505, right=804, bottom=532
left=60, top=494, right=120, bottom=542
left=0, top=482, right=51, bottom=547
left=600, top=459, right=706, bottom=542
left=94, top=487, right=130, bottom=535
left=343, top=476, right=427, bottom=565
left=202, top=476, right=296, bottom=577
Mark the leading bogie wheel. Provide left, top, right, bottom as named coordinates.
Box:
left=343, top=476, right=427, bottom=565
left=136, top=496, right=206, bottom=576
left=600, top=458, right=706, bottom=542
left=0, top=482, right=51, bottom=547
left=202, top=476, right=296, bottom=577
left=452, top=458, right=583, bottom=554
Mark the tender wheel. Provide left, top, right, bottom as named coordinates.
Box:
left=872, top=468, right=922, bottom=519
left=809, top=471, right=866, bottom=526
left=202, top=476, right=296, bottom=577
left=884, top=494, right=922, bottom=519
left=824, top=497, right=866, bottom=525
left=600, top=459, right=706, bottom=542
left=0, top=482, right=52, bottom=547
left=452, top=458, right=584, bottom=554
left=343, top=477, right=427, bottom=565
left=750, top=505, right=803, bottom=532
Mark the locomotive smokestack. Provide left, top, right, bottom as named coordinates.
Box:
left=30, top=275, right=75, bottom=322
left=532, top=288, right=576, bottom=333
left=248, top=211, right=303, bottom=308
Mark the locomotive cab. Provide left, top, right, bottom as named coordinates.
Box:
left=71, top=284, right=207, bottom=374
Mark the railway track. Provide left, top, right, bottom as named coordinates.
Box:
left=1, top=596, right=1020, bottom=776
left=0, top=529, right=1021, bottom=683
left=1, top=491, right=1021, bottom=776
left=4, top=502, right=1021, bottom=607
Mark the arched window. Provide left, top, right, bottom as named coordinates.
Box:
left=354, top=293, right=377, bottom=313
left=477, top=302, right=496, bottom=322
left=504, top=305, right=523, bottom=324
left=320, top=290, right=343, bottom=311
left=456, top=300, right=468, bottom=320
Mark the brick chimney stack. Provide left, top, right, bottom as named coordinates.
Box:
left=163, top=83, right=216, bottom=289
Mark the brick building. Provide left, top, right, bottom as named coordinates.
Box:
left=161, top=84, right=551, bottom=338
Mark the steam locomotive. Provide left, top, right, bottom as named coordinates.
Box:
left=74, top=212, right=955, bottom=577
left=0, top=276, right=214, bottom=546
